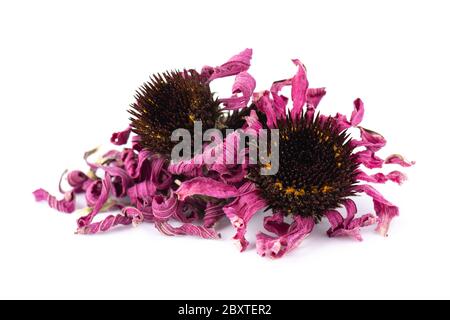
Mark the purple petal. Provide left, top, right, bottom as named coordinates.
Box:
left=131, top=135, right=142, bottom=152
left=306, top=87, right=327, bottom=109
left=355, top=149, right=385, bottom=169
left=263, top=212, right=290, bottom=236
left=110, top=127, right=131, bottom=146
left=357, top=170, right=407, bottom=185
left=253, top=91, right=277, bottom=128
left=127, top=179, right=157, bottom=207
left=76, top=213, right=132, bottom=235
left=168, top=150, right=206, bottom=176
left=120, top=148, right=137, bottom=176
left=125, top=149, right=151, bottom=180
left=385, top=154, right=416, bottom=167
left=203, top=48, right=253, bottom=82
left=155, top=221, right=220, bottom=239
left=355, top=184, right=399, bottom=237
left=305, top=87, right=327, bottom=121
left=33, top=189, right=75, bottom=214
left=334, top=99, right=365, bottom=131
left=223, top=182, right=267, bottom=251
left=325, top=199, right=376, bottom=241
left=325, top=210, right=345, bottom=231
left=85, top=180, right=102, bottom=207
left=256, top=216, right=314, bottom=259
left=350, top=98, right=365, bottom=127
left=353, top=127, right=386, bottom=151
left=175, top=197, right=205, bottom=223
left=347, top=214, right=377, bottom=231
left=211, top=163, right=248, bottom=184
left=122, top=206, right=147, bottom=225
left=150, top=156, right=173, bottom=190
left=270, top=78, right=291, bottom=94
left=220, top=72, right=256, bottom=110
left=373, top=201, right=398, bottom=237
left=207, top=130, right=250, bottom=183
left=291, top=59, right=309, bottom=119
left=67, top=170, right=91, bottom=193
left=102, top=149, right=122, bottom=162
left=77, top=174, right=112, bottom=228
left=270, top=79, right=292, bottom=118
left=326, top=211, right=376, bottom=241
left=243, top=110, right=263, bottom=131
left=176, top=177, right=239, bottom=201
left=102, top=166, right=132, bottom=198
left=342, top=198, right=357, bottom=225
left=152, top=192, right=178, bottom=221
left=203, top=202, right=225, bottom=228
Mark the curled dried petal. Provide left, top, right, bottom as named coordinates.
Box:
left=350, top=98, right=365, bottom=127
left=334, top=98, right=365, bottom=130
left=355, top=184, right=399, bottom=237
left=127, top=179, right=157, bottom=207
left=150, top=156, right=172, bottom=190
left=357, top=170, right=407, bottom=185
left=168, top=153, right=205, bottom=176
left=291, top=59, right=309, bottom=119
left=385, top=154, right=416, bottom=167
left=305, top=87, right=327, bottom=121
left=270, top=78, right=291, bottom=119
left=176, top=177, right=239, bottom=201
left=155, top=221, right=220, bottom=239
left=355, top=149, right=385, bottom=169
left=243, top=109, right=263, bottom=132
left=152, top=192, right=178, bottom=221
left=102, top=149, right=122, bottom=162
left=256, top=216, right=314, bottom=259
left=325, top=199, right=377, bottom=241
left=223, top=182, right=267, bottom=251
left=122, top=206, right=147, bottom=226
left=203, top=202, right=225, bottom=228
left=85, top=180, right=103, bottom=207
left=174, top=197, right=205, bottom=223
left=306, top=87, right=327, bottom=109
left=126, top=149, right=151, bottom=180
left=253, top=91, right=277, bottom=128
left=102, top=166, right=132, bottom=198
left=203, top=48, right=253, bottom=82
left=33, top=189, right=75, bottom=214
left=76, top=213, right=132, bottom=235
left=353, top=127, right=386, bottom=151
left=263, top=212, right=290, bottom=236
left=77, top=174, right=112, bottom=228
left=132, top=135, right=142, bottom=152
left=269, top=89, right=288, bottom=121
left=214, top=163, right=248, bottom=184
left=110, top=127, right=131, bottom=146
left=67, top=170, right=91, bottom=193
left=221, top=72, right=256, bottom=110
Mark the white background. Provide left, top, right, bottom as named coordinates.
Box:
left=1, top=0, right=449, bottom=299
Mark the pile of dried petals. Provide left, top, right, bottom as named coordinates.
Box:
left=34, top=49, right=414, bottom=258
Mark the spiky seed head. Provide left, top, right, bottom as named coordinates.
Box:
left=249, top=113, right=360, bottom=221
left=129, top=70, right=222, bottom=155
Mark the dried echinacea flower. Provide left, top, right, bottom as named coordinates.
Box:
left=249, top=112, right=360, bottom=222
left=32, top=49, right=256, bottom=242
left=247, top=60, right=414, bottom=258
left=129, top=49, right=256, bottom=156
left=129, top=70, right=222, bottom=155
left=171, top=58, right=413, bottom=258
